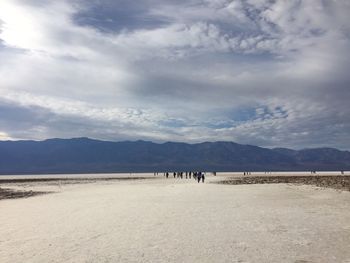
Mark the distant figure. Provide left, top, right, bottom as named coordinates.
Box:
left=197, top=172, right=202, bottom=183
left=202, top=173, right=205, bottom=183
left=189, top=172, right=192, bottom=179
left=244, top=172, right=246, bottom=176
left=166, top=172, right=169, bottom=178
left=185, top=172, right=188, bottom=179
left=341, top=170, right=344, bottom=175
left=173, top=172, right=176, bottom=178
left=213, top=171, right=216, bottom=176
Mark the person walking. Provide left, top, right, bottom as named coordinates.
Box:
left=202, top=172, right=205, bottom=183
left=197, top=172, right=202, bottom=183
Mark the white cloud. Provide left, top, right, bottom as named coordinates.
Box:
left=0, top=131, right=12, bottom=140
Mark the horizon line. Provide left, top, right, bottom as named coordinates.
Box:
left=0, top=137, right=348, bottom=152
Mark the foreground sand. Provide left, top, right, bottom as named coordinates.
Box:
left=1, top=175, right=350, bottom=263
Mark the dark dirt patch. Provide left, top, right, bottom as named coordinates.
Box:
left=0, top=177, right=152, bottom=184
left=0, top=177, right=154, bottom=200
left=216, top=175, right=350, bottom=191
left=0, top=187, right=51, bottom=200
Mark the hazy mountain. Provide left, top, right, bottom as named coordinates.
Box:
left=0, top=138, right=349, bottom=174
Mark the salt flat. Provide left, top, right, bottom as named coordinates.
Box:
left=1, top=175, right=350, bottom=263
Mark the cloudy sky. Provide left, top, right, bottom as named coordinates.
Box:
left=0, top=0, right=349, bottom=149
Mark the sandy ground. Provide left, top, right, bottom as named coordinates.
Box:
left=1, top=175, right=350, bottom=263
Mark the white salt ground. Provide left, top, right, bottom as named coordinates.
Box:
left=1, top=176, right=350, bottom=263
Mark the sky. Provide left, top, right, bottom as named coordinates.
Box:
left=0, top=0, right=350, bottom=149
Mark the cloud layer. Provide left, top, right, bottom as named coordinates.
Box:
left=0, top=0, right=350, bottom=149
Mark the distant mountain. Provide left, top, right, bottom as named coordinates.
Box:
left=0, top=138, right=349, bottom=174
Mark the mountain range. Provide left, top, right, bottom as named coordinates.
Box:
left=0, top=137, right=349, bottom=174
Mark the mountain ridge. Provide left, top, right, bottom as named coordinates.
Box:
left=0, top=138, right=349, bottom=174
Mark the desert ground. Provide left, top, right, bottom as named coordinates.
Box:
left=1, top=172, right=350, bottom=263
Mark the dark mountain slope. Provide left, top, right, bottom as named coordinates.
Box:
left=0, top=138, right=349, bottom=174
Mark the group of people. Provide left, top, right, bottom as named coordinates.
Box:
left=161, top=171, right=206, bottom=183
